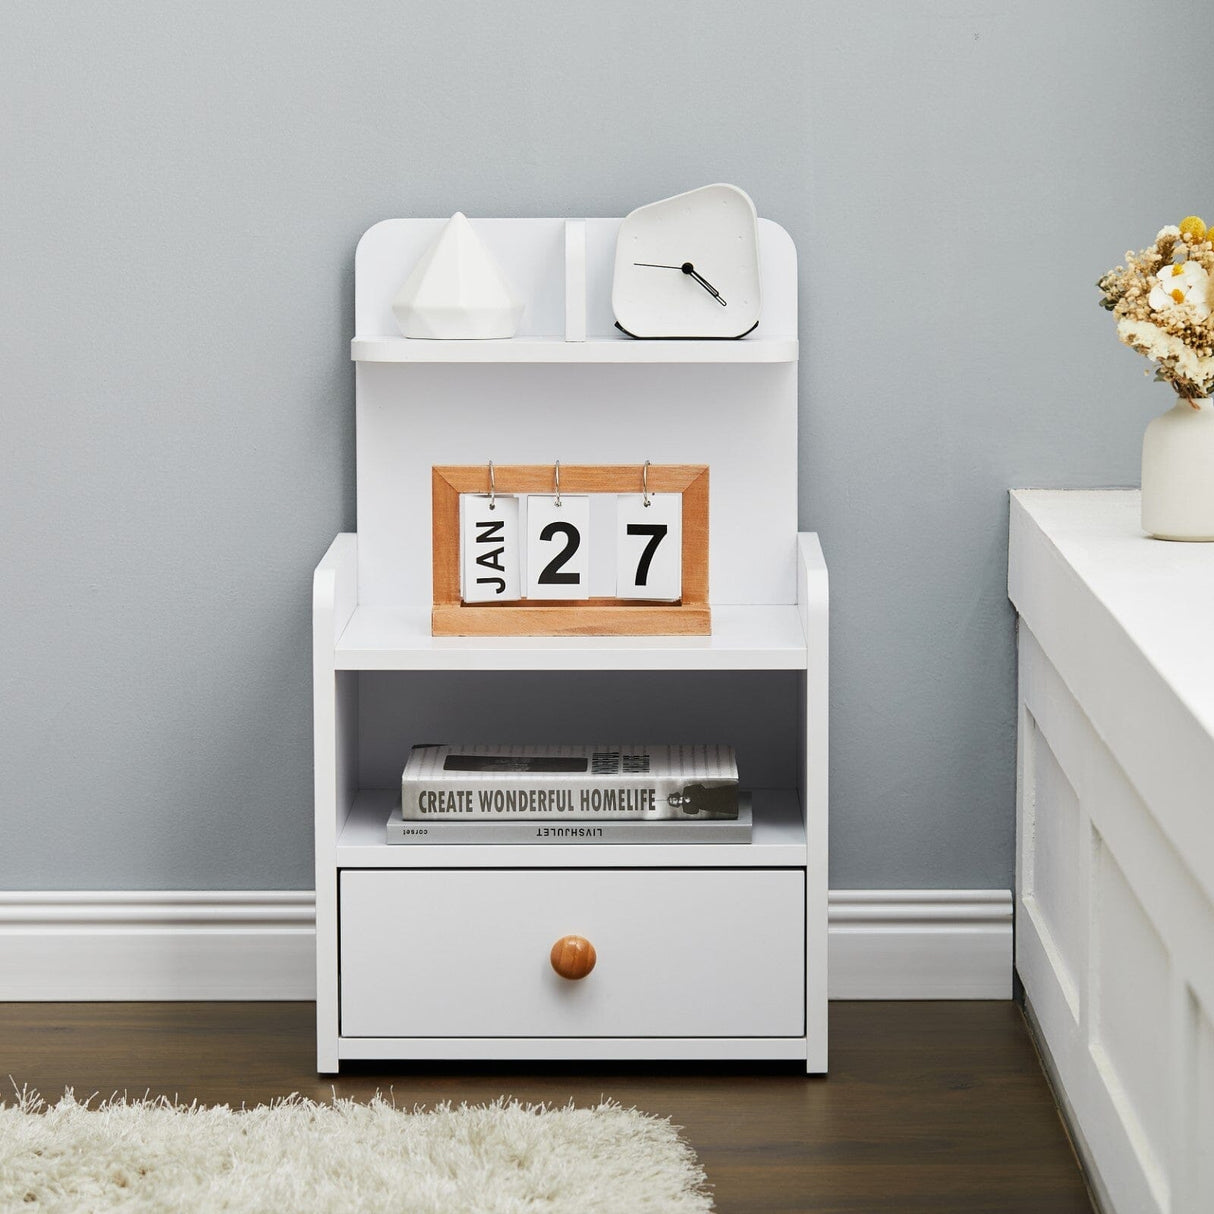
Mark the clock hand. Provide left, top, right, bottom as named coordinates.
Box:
left=633, top=261, right=728, bottom=306
left=684, top=265, right=728, bottom=306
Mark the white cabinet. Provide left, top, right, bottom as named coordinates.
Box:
left=314, top=217, right=828, bottom=1072
left=1010, top=490, right=1214, bottom=1214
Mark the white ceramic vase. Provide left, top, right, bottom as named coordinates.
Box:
left=1141, top=395, right=1214, bottom=541
left=392, top=212, right=524, bottom=339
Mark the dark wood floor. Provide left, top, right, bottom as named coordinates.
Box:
left=0, top=1001, right=1092, bottom=1213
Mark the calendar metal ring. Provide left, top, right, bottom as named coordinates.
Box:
left=488, top=460, right=496, bottom=510
left=642, top=459, right=651, bottom=508
left=554, top=460, right=562, bottom=507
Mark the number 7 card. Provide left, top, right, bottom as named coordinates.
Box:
left=614, top=493, right=682, bottom=601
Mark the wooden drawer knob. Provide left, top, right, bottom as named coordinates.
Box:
left=550, top=934, right=596, bottom=980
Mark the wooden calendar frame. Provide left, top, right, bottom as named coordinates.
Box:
left=431, top=463, right=710, bottom=636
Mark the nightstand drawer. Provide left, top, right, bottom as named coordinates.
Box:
left=339, top=868, right=805, bottom=1038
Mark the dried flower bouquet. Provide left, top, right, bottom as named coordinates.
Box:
left=1098, top=216, right=1214, bottom=404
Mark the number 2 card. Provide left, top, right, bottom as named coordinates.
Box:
left=525, top=495, right=591, bottom=600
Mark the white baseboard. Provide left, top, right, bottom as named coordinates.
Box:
left=0, top=893, right=316, bottom=1000
left=0, top=889, right=1012, bottom=1001
left=828, top=890, right=1013, bottom=998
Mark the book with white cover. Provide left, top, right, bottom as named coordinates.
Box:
left=400, top=743, right=738, bottom=820
left=387, top=795, right=752, bottom=844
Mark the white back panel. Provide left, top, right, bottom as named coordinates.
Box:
left=353, top=217, right=799, bottom=608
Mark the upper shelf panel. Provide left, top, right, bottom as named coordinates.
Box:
left=352, top=216, right=798, bottom=355
left=351, top=335, right=798, bottom=364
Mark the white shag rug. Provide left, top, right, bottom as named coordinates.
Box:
left=0, top=1090, right=712, bottom=1213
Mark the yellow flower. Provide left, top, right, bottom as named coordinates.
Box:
left=1179, top=215, right=1207, bottom=242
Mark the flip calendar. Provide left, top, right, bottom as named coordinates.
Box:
left=432, top=463, right=708, bottom=637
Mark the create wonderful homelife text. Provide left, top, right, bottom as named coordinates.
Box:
left=414, top=787, right=658, bottom=814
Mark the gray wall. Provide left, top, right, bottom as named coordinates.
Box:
left=3, top=1, right=1210, bottom=890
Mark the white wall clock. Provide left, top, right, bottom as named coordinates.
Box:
left=611, top=184, right=761, bottom=339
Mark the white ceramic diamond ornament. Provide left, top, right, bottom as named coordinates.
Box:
left=392, top=213, right=524, bottom=339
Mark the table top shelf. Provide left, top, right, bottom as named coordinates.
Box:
left=334, top=604, right=808, bottom=671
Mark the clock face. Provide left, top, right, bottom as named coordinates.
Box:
left=612, top=184, right=762, bottom=339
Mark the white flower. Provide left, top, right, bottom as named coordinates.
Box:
left=1117, top=316, right=1214, bottom=391
left=1148, top=260, right=1212, bottom=321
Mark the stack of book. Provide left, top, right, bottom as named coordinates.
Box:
left=387, top=743, right=750, bottom=844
